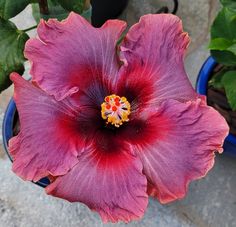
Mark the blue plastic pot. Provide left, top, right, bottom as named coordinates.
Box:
left=196, top=56, right=236, bottom=156
left=2, top=98, right=50, bottom=187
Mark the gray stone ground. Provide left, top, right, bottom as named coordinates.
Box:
left=1, top=0, right=236, bottom=226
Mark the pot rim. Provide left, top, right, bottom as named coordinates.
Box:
left=196, top=56, right=236, bottom=146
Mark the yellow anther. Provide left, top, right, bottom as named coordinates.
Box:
left=101, top=94, right=131, bottom=127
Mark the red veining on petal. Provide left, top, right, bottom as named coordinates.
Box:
left=46, top=141, right=148, bottom=223
left=25, top=13, right=127, bottom=101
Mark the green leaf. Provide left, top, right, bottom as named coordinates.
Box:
left=211, top=50, right=236, bottom=66
left=32, top=0, right=91, bottom=23
left=222, top=70, right=236, bottom=110
left=208, top=38, right=234, bottom=50
left=0, top=65, right=12, bottom=92
left=32, top=1, right=69, bottom=23
left=210, top=7, right=236, bottom=65
left=0, top=64, right=24, bottom=92
left=227, top=43, right=236, bottom=54
left=0, top=18, right=29, bottom=67
left=0, top=18, right=29, bottom=92
left=0, top=0, right=37, bottom=19
left=211, top=7, right=236, bottom=41
left=209, top=68, right=228, bottom=89
left=220, top=0, right=236, bottom=10
left=57, top=0, right=85, bottom=14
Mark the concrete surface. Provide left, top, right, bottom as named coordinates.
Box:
left=1, top=1, right=236, bottom=227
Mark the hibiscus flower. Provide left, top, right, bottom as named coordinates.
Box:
left=9, top=13, right=228, bottom=223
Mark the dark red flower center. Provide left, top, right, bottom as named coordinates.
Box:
left=101, top=94, right=131, bottom=127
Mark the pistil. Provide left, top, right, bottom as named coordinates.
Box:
left=101, top=94, right=131, bottom=127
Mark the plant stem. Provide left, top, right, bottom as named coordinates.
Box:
left=84, top=0, right=90, bottom=10
left=38, top=0, right=49, bottom=15
left=22, top=25, right=38, bottom=33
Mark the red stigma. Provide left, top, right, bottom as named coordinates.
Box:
left=112, top=106, right=117, bottom=111
left=114, top=97, right=120, bottom=102
left=106, top=104, right=111, bottom=109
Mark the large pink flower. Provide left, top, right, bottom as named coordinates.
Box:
left=9, top=13, right=229, bottom=223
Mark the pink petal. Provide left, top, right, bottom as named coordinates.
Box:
left=9, top=73, right=86, bottom=182
left=136, top=98, right=228, bottom=203
left=46, top=141, right=148, bottom=223
left=25, top=12, right=127, bottom=101
left=118, top=14, right=197, bottom=113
